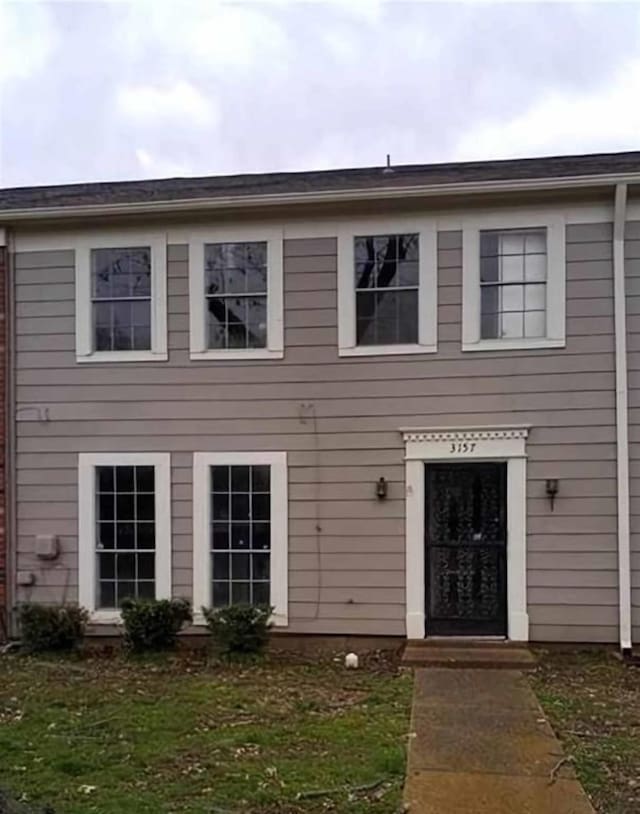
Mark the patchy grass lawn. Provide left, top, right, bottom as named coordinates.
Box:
left=0, top=651, right=412, bottom=814
left=530, top=650, right=640, bottom=814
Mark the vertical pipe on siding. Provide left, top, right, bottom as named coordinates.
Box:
left=613, top=182, right=632, bottom=653
left=5, top=230, right=17, bottom=636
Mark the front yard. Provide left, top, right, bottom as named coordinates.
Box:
left=530, top=650, right=640, bottom=814
left=0, top=651, right=412, bottom=814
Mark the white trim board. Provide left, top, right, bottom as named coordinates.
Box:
left=192, top=451, right=289, bottom=626
left=77, top=452, right=172, bottom=624
left=404, top=425, right=529, bottom=642
left=188, top=226, right=284, bottom=361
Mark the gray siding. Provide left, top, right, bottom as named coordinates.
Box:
left=13, top=220, right=618, bottom=641
left=626, top=220, right=640, bottom=644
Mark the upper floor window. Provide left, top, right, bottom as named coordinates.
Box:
left=462, top=214, right=565, bottom=351
left=338, top=219, right=437, bottom=356
left=76, top=232, right=168, bottom=363
left=189, top=228, right=283, bottom=360
left=92, top=247, right=152, bottom=351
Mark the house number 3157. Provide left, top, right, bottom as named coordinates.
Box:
left=449, top=441, right=476, bottom=453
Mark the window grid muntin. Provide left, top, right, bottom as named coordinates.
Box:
left=479, top=228, right=547, bottom=340
left=210, top=464, right=271, bottom=607
left=354, top=233, right=419, bottom=346
left=95, top=465, right=156, bottom=609
left=91, top=247, right=152, bottom=352
left=204, top=242, right=268, bottom=350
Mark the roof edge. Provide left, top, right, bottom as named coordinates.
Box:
left=2, top=170, right=638, bottom=222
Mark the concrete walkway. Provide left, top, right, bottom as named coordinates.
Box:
left=404, top=669, right=595, bottom=813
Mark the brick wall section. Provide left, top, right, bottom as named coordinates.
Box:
left=0, top=246, right=5, bottom=639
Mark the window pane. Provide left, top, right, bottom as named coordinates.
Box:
left=231, top=524, right=250, bottom=549
left=500, top=254, right=523, bottom=283
left=117, top=493, right=135, bottom=521
left=98, top=522, right=115, bottom=549
left=246, top=297, right=267, bottom=348
left=501, top=285, right=523, bottom=312
left=137, top=553, right=155, bottom=580
left=251, top=466, right=270, bottom=492
left=252, top=493, right=270, bottom=521
left=138, top=581, right=155, bottom=600
left=117, top=582, right=136, bottom=606
left=212, top=523, right=230, bottom=550
left=116, top=467, right=135, bottom=492
left=397, top=260, right=419, bottom=287
left=501, top=312, right=524, bottom=338
left=98, top=493, right=114, bottom=521
left=252, top=553, right=270, bottom=581
left=400, top=234, right=419, bottom=261
left=525, top=311, right=546, bottom=338
left=231, top=582, right=250, bottom=604
left=500, top=233, right=526, bottom=255
left=99, top=552, right=115, bottom=580
left=116, top=522, right=135, bottom=549
left=136, top=466, right=155, bottom=492
left=253, top=582, right=270, bottom=605
left=355, top=262, right=375, bottom=289
left=212, top=466, right=230, bottom=492
left=213, top=581, right=229, bottom=607
left=525, top=253, right=547, bottom=282
left=99, top=581, right=115, bottom=609
left=525, top=231, right=546, bottom=254
left=253, top=523, right=270, bottom=549
left=525, top=284, right=546, bottom=311
left=212, top=493, right=230, bottom=520
left=231, top=553, right=250, bottom=580
left=213, top=553, right=230, bottom=580
left=480, top=256, right=499, bottom=283
left=97, top=466, right=114, bottom=492
left=231, top=466, right=250, bottom=491
left=481, top=313, right=499, bottom=339
left=397, top=290, right=418, bottom=344
left=137, top=523, right=155, bottom=549
left=480, top=232, right=499, bottom=257
left=376, top=261, right=397, bottom=288
left=117, top=553, right=135, bottom=580
left=231, top=493, right=250, bottom=520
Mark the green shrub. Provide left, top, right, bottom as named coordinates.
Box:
left=203, top=604, right=273, bottom=656
left=120, top=598, right=192, bottom=652
left=18, top=603, right=89, bottom=653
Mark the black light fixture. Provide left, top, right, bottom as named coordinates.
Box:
left=376, top=477, right=388, bottom=500
left=545, top=478, right=559, bottom=511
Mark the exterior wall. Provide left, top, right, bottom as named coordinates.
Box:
left=12, top=218, right=619, bottom=641
left=0, top=245, right=5, bottom=639
left=626, top=220, right=640, bottom=644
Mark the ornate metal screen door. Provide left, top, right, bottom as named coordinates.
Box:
left=425, top=463, right=507, bottom=636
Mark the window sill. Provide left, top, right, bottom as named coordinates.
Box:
left=190, top=348, right=284, bottom=361
left=338, top=344, right=437, bottom=358
left=462, top=337, right=566, bottom=352
left=192, top=610, right=288, bottom=627
left=76, top=351, right=168, bottom=364
left=88, top=611, right=122, bottom=625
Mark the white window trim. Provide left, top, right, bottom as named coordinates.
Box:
left=188, top=226, right=284, bottom=360
left=462, top=212, right=566, bottom=352
left=403, top=425, right=529, bottom=642
left=192, top=451, right=288, bottom=626
left=75, top=231, right=168, bottom=363
left=337, top=217, right=438, bottom=357
left=77, top=452, right=172, bottom=624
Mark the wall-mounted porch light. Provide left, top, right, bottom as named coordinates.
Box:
left=376, top=477, right=388, bottom=500
left=545, top=478, right=559, bottom=511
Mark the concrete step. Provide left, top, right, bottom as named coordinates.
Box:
left=402, top=644, right=537, bottom=670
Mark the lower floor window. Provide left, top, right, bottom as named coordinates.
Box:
left=193, top=452, right=288, bottom=624
left=95, top=465, right=156, bottom=608
left=210, top=464, right=271, bottom=607
left=78, top=453, right=171, bottom=617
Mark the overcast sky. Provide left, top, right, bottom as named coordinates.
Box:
left=1, top=0, right=639, bottom=188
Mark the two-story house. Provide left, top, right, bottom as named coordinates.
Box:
left=1, top=151, right=639, bottom=654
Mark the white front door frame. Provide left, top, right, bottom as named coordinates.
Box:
left=403, top=425, right=530, bottom=641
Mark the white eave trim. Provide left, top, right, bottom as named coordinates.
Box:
left=2, top=170, right=640, bottom=222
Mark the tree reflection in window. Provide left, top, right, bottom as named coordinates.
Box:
left=354, top=234, right=419, bottom=346
left=205, top=242, right=268, bottom=349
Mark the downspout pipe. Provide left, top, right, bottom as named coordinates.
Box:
left=613, top=183, right=632, bottom=654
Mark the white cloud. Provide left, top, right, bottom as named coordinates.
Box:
left=0, top=1, right=57, bottom=85
left=116, top=80, right=218, bottom=127
left=135, top=148, right=192, bottom=178
left=454, top=57, right=640, bottom=160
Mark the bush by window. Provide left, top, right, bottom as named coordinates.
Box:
left=120, top=598, right=192, bottom=652
left=18, top=604, right=89, bottom=653
left=203, top=604, right=272, bottom=657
